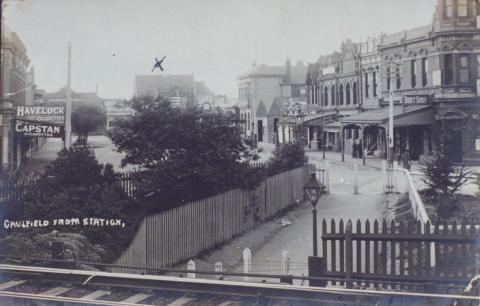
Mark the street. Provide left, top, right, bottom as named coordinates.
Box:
left=20, top=135, right=135, bottom=175
left=177, top=150, right=402, bottom=281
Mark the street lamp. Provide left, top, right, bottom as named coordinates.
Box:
left=303, top=172, right=322, bottom=256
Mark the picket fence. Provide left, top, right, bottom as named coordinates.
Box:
left=114, top=165, right=313, bottom=273
left=320, top=219, right=479, bottom=293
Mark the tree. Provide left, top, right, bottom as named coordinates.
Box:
left=422, top=128, right=471, bottom=197
left=72, top=104, right=106, bottom=145
left=267, top=141, right=308, bottom=176
left=109, top=97, right=262, bottom=213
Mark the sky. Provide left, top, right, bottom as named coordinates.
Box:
left=3, top=0, right=437, bottom=99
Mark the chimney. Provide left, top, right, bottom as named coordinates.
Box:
left=286, top=57, right=291, bottom=83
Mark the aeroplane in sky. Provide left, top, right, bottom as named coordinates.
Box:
left=152, top=55, right=166, bottom=72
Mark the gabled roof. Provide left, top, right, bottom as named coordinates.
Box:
left=256, top=100, right=267, bottom=117
left=269, top=98, right=283, bottom=117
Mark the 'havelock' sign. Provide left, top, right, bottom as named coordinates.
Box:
left=16, top=106, right=65, bottom=123
left=15, top=119, right=64, bottom=138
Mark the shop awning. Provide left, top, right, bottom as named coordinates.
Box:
left=323, top=121, right=342, bottom=133
left=303, top=111, right=337, bottom=126
left=339, top=105, right=434, bottom=127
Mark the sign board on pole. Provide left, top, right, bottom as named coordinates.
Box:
left=16, top=106, right=66, bottom=123
left=15, top=119, right=64, bottom=138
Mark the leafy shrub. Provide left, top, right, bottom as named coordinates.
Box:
left=267, top=141, right=308, bottom=176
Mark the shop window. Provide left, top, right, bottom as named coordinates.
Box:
left=346, top=129, right=352, bottom=139
left=411, top=60, right=417, bottom=88
left=421, top=58, right=428, bottom=87
left=459, top=54, right=470, bottom=83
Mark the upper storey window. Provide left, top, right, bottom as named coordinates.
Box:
left=459, top=54, right=470, bottom=83
left=458, top=0, right=467, bottom=17
left=445, top=0, right=454, bottom=18
left=444, top=54, right=454, bottom=85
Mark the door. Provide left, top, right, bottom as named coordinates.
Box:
left=257, top=120, right=263, bottom=142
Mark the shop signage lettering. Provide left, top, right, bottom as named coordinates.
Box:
left=281, top=102, right=317, bottom=118
left=16, top=106, right=65, bottom=123
left=15, top=120, right=64, bottom=138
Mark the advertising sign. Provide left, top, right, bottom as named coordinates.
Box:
left=281, top=102, right=317, bottom=118
left=15, top=119, right=64, bottom=138
left=16, top=106, right=65, bottom=123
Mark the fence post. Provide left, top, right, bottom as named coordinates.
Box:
left=280, top=250, right=292, bottom=284
left=214, top=261, right=223, bottom=279
left=187, top=259, right=196, bottom=278
left=243, top=247, right=252, bottom=281
left=281, top=250, right=290, bottom=275
left=308, top=256, right=326, bottom=287
left=345, top=220, right=353, bottom=289
left=353, top=162, right=359, bottom=195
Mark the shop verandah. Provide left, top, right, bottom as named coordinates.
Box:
left=339, top=105, right=435, bottom=161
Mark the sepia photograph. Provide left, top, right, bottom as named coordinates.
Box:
left=0, top=0, right=480, bottom=305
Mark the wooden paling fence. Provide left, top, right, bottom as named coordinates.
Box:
left=0, top=175, right=38, bottom=205
left=320, top=219, right=479, bottom=293
left=0, top=172, right=138, bottom=204
left=114, top=165, right=313, bottom=273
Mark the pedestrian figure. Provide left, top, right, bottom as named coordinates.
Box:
left=401, top=150, right=411, bottom=170
left=358, top=139, right=363, bottom=159
left=352, top=139, right=357, bottom=158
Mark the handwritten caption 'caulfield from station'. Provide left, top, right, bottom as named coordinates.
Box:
left=3, top=218, right=126, bottom=229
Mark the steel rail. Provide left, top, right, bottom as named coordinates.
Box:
left=0, top=254, right=472, bottom=288
left=0, top=264, right=478, bottom=303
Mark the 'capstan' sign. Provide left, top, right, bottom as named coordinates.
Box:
left=15, top=119, right=64, bottom=137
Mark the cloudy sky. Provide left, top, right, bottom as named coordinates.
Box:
left=4, top=0, right=436, bottom=99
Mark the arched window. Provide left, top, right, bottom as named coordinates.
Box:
left=353, top=82, right=358, bottom=104
left=339, top=84, right=344, bottom=105
left=324, top=86, right=328, bottom=106
left=346, top=82, right=351, bottom=105
left=331, top=85, right=336, bottom=106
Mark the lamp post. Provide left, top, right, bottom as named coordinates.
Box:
left=303, top=172, right=322, bottom=256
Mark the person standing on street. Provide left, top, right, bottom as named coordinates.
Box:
left=401, top=150, right=411, bottom=170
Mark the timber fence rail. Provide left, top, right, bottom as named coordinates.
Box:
left=320, top=219, right=479, bottom=293
left=394, top=166, right=430, bottom=223
left=114, top=165, right=313, bottom=273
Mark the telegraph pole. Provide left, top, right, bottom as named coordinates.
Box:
left=65, top=42, right=72, bottom=149
left=388, top=69, right=394, bottom=168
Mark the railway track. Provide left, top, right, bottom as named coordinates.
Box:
left=0, top=264, right=478, bottom=305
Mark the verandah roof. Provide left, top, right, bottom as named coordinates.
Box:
left=339, top=105, right=434, bottom=127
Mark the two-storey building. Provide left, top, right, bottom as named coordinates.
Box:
left=305, top=0, right=480, bottom=164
